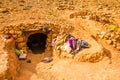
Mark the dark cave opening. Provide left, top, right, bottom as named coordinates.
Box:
left=27, top=33, right=47, bottom=54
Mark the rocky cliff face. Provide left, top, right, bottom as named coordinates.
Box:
left=0, top=37, right=18, bottom=80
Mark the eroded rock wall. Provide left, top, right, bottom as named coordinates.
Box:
left=0, top=38, right=18, bottom=80
left=1, top=22, right=60, bottom=53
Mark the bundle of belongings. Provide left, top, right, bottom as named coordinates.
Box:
left=109, top=24, right=120, bottom=32
left=52, top=33, right=90, bottom=55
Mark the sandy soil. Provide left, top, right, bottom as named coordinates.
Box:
left=15, top=51, right=46, bottom=80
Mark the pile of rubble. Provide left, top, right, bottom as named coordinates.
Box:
left=98, top=24, right=120, bottom=50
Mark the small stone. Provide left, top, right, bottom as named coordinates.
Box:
left=115, top=32, right=120, bottom=35
left=68, top=6, right=75, bottom=10
left=67, top=54, right=74, bottom=59
left=112, top=44, right=116, bottom=48
left=27, top=60, right=31, bottom=63
left=29, top=17, right=35, bottom=19
left=104, top=37, right=109, bottom=40
left=23, top=6, right=32, bottom=10
left=99, top=31, right=106, bottom=39
left=116, top=46, right=120, bottom=50
left=16, top=31, right=22, bottom=35
left=52, top=34, right=57, bottom=38
left=117, top=43, right=120, bottom=46
left=12, top=34, right=18, bottom=39
left=115, top=35, right=120, bottom=40
left=106, top=40, right=113, bottom=44
left=69, top=13, right=75, bottom=18
left=99, top=31, right=106, bottom=38
left=46, top=47, right=51, bottom=51
left=9, top=30, right=15, bottom=34
left=106, top=33, right=111, bottom=37
left=112, top=39, right=117, bottom=42
left=99, top=34, right=104, bottom=39
left=15, top=37, right=24, bottom=43
left=108, top=37, right=112, bottom=40
left=1, top=8, right=9, bottom=13
left=104, top=34, right=109, bottom=39
left=97, top=5, right=103, bottom=10
left=110, top=33, right=115, bottom=38
left=19, top=0, right=26, bottom=3
left=113, top=41, right=117, bottom=45
left=4, top=31, right=9, bottom=34
left=17, top=42, right=26, bottom=49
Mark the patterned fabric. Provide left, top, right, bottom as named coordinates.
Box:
left=80, top=40, right=89, bottom=48
left=54, top=33, right=68, bottom=51
left=72, top=39, right=81, bottom=54
left=52, top=33, right=90, bottom=55
left=68, top=37, right=74, bottom=49
left=68, top=37, right=89, bottom=54
left=51, top=38, right=57, bottom=46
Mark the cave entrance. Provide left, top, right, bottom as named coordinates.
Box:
left=27, top=33, right=47, bottom=54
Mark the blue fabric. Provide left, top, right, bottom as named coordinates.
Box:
left=81, top=40, right=89, bottom=48
left=109, top=30, right=114, bottom=33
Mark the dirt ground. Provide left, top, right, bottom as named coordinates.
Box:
left=15, top=52, right=45, bottom=80
left=0, top=0, right=120, bottom=80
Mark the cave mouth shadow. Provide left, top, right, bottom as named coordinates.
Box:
left=27, top=33, right=47, bottom=54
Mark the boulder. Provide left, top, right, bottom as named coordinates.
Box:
left=106, top=40, right=113, bottom=45
left=17, top=42, right=26, bottom=49
left=74, top=37, right=105, bottom=62
left=15, top=37, right=24, bottom=43
left=9, top=30, right=15, bottom=34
